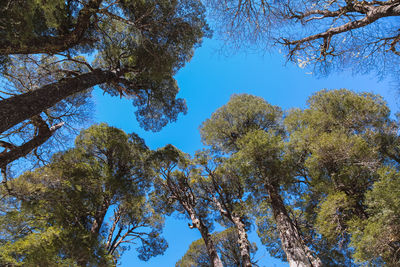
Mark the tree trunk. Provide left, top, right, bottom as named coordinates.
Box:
left=0, top=69, right=117, bottom=134
left=266, top=184, right=322, bottom=267
left=187, top=212, right=223, bottom=267
left=90, top=199, right=110, bottom=234
left=232, top=216, right=252, bottom=267
left=214, top=199, right=252, bottom=266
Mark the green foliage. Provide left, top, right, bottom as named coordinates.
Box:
left=0, top=0, right=211, bottom=170
left=0, top=0, right=211, bottom=177
left=200, top=94, right=282, bottom=153
left=176, top=238, right=210, bottom=267
left=94, top=0, right=211, bottom=131
left=1, top=88, right=398, bottom=266
left=350, top=167, right=400, bottom=266
left=316, top=192, right=355, bottom=243
left=200, top=89, right=399, bottom=266
left=193, top=150, right=253, bottom=223
left=283, top=89, right=396, bottom=265
left=254, top=200, right=287, bottom=262
left=0, top=0, right=71, bottom=46
left=200, top=93, right=287, bottom=189
left=150, top=145, right=211, bottom=222
left=0, top=124, right=166, bottom=265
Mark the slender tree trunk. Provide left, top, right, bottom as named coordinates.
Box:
left=0, top=116, right=63, bottom=167
left=187, top=211, right=223, bottom=267
left=214, top=199, right=252, bottom=267
left=0, top=69, right=117, bottom=134
left=90, top=199, right=110, bottom=234
left=231, top=216, right=252, bottom=267
left=266, top=184, right=322, bottom=267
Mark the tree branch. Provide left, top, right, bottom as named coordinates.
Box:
left=0, top=115, right=64, bottom=167
left=282, top=2, right=400, bottom=56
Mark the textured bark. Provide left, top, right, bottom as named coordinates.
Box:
left=186, top=208, right=223, bottom=267
left=0, top=0, right=103, bottom=55
left=231, top=216, right=252, bottom=267
left=213, top=197, right=252, bottom=267
left=0, top=116, right=63, bottom=167
left=0, top=69, right=117, bottom=134
left=106, top=208, right=121, bottom=251
left=266, top=184, right=322, bottom=267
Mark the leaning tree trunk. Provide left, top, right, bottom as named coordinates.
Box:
left=187, top=209, right=223, bottom=267
left=266, top=184, right=322, bottom=267
left=212, top=193, right=252, bottom=266
left=231, top=216, right=252, bottom=267
left=0, top=116, right=63, bottom=167
left=0, top=69, right=117, bottom=134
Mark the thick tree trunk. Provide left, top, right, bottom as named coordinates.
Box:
left=232, top=216, right=252, bottom=267
left=266, top=184, right=322, bottom=267
left=0, top=69, right=117, bottom=134
left=187, top=212, right=223, bottom=267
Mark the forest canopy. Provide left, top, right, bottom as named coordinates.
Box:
left=1, top=89, right=399, bottom=266
left=1, top=0, right=399, bottom=266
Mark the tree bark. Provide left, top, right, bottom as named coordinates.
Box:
left=90, top=199, right=110, bottom=235
left=285, top=2, right=400, bottom=54
left=0, top=69, right=117, bottom=134
left=187, top=209, right=223, bottom=267
left=0, top=116, right=63, bottom=167
left=266, top=183, right=322, bottom=267
left=213, top=197, right=252, bottom=267
left=231, top=216, right=252, bottom=267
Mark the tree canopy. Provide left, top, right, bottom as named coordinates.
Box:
left=0, top=124, right=167, bottom=265
left=2, top=0, right=400, bottom=266
left=1, top=89, right=400, bottom=266
left=0, top=0, right=210, bottom=171
left=197, top=89, right=399, bottom=266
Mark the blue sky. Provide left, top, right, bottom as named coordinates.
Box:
left=93, top=37, right=397, bottom=266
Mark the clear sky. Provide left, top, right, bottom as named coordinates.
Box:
left=93, top=36, right=397, bottom=266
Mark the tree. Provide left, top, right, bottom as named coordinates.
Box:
left=284, top=89, right=399, bottom=265
left=151, top=145, right=224, bottom=267
left=0, top=0, right=210, bottom=170
left=200, top=94, right=322, bottom=267
left=176, top=227, right=258, bottom=267
left=0, top=124, right=167, bottom=265
left=206, top=0, right=400, bottom=76
left=194, top=150, right=254, bottom=267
